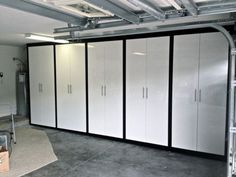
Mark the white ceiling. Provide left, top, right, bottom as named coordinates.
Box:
left=0, top=5, right=66, bottom=46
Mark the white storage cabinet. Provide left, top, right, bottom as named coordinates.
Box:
left=172, top=32, right=228, bottom=155
left=88, top=41, right=123, bottom=138
left=56, top=44, right=86, bottom=132
left=29, top=45, right=56, bottom=127
left=126, top=36, right=170, bottom=146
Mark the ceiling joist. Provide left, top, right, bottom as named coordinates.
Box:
left=84, top=0, right=140, bottom=24
left=127, top=0, right=165, bottom=20
left=180, top=0, right=198, bottom=16
left=0, top=0, right=87, bottom=25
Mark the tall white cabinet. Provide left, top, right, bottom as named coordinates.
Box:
left=29, top=45, right=56, bottom=127
left=88, top=41, right=123, bottom=138
left=56, top=44, right=86, bottom=132
left=126, top=37, right=170, bottom=146
left=172, top=32, right=228, bottom=155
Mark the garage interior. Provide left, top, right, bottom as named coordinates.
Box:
left=0, top=0, right=236, bottom=177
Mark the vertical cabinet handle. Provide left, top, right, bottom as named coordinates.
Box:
left=194, top=89, right=197, bottom=102
left=146, top=87, right=148, bottom=99
left=104, top=85, right=106, bottom=96
left=101, top=86, right=104, bottom=96
left=38, top=83, right=41, bottom=92
left=142, top=87, right=145, bottom=98
left=70, top=84, right=72, bottom=94
left=38, top=83, right=43, bottom=93
left=199, top=89, right=202, bottom=102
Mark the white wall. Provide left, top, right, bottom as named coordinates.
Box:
left=0, top=45, right=26, bottom=115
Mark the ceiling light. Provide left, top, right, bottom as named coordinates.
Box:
left=167, top=0, right=182, bottom=10
left=133, top=52, right=145, bottom=56
left=88, top=45, right=94, bottom=48
left=74, top=43, right=84, bottom=46
left=25, top=33, right=69, bottom=43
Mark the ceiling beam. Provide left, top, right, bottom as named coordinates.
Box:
left=200, top=5, right=236, bottom=16
left=0, top=0, right=87, bottom=25
left=180, top=0, right=198, bottom=16
left=127, top=0, right=165, bottom=20
left=55, top=19, right=235, bottom=41
left=54, top=10, right=234, bottom=34
left=84, top=0, right=140, bottom=24
left=167, top=0, right=182, bottom=10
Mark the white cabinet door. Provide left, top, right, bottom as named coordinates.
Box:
left=56, top=44, right=86, bottom=132
left=29, top=46, right=56, bottom=127
left=126, top=39, right=146, bottom=142
left=88, top=42, right=105, bottom=135
left=172, top=34, right=200, bottom=150
left=29, top=47, right=43, bottom=126
left=146, top=37, right=169, bottom=146
left=104, top=41, right=123, bottom=138
left=70, top=44, right=86, bottom=132
left=56, top=45, right=71, bottom=130
left=197, top=33, right=228, bottom=155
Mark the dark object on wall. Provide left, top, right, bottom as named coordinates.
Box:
left=16, top=71, right=29, bottom=117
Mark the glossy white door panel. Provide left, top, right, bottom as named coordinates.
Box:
left=56, top=45, right=71, bottom=130
left=88, top=42, right=105, bottom=135
left=104, top=41, right=123, bottom=138
left=146, top=37, right=169, bottom=146
left=29, top=47, right=42, bottom=126
left=29, top=46, right=56, bottom=127
left=172, top=34, right=200, bottom=150
left=70, top=44, right=86, bottom=132
left=197, top=33, right=228, bottom=155
left=40, top=46, right=56, bottom=127
left=126, top=39, right=146, bottom=142
left=56, top=44, right=86, bottom=132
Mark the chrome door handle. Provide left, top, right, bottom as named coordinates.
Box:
left=146, top=87, right=148, bottom=99
left=39, top=83, right=43, bottom=93
left=104, top=85, right=106, bottom=96
left=101, top=86, right=103, bottom=96
left=142, top=87, right=145, bottom=98
left=38, top=83, right=41, bottom=92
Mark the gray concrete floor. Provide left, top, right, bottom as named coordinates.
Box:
left=23, top=127, right=226, bottom=177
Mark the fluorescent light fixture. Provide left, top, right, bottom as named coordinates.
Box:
left=75, top=43, right=94, bottom=48
left=88, top=44, right=94, bottom=48
left=133, top=52, right=145, bottom=56
left=167, top=0, right=182, bottom=10
left=25, top=33, right=69, bottom=43
left=74, top=43, right=85, bottom=46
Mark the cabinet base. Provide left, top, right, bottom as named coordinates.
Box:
left=30, top=123, right=226, bottom=161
